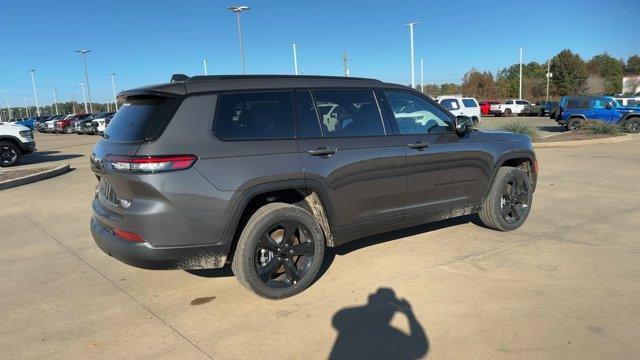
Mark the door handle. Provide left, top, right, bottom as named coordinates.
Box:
left=308, top=147, right=337, bottom=156
left=407, top=142, right=429, bottom=149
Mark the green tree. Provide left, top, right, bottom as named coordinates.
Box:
left=587, top=53, right=624, bottom=94
left=550, top=49, right=588, bottom=96
left=625, top=55, right=640, bottom=75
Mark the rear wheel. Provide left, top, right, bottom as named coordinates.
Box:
left=0, top=141, right=21, bottom=167
left=232, top=203, right=325, bottom=299
left=63, top=126, right=72, bottom=134
left=478, top=167, right=532, bottom=231
left=504, top=108, right=512, bottom=117
left=624, top=118, right=640, bottom=133
left=567, top=118, right=583, bottom=132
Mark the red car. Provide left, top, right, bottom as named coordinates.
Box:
left=55, top=114, right=92, bottom=133
left=479, top=100, right=500, bottom=116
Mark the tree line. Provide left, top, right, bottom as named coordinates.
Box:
left=420, top=51, right=640, bottom=101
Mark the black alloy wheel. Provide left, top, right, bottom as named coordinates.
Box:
left=0, top=142, right=20, bottom=167
left=500, top=177, right=529, bottom=224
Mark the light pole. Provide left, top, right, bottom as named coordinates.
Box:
left=109, top=73, right=118, bottom=110
left=545, top=59, right=553, bottom=102
left=76, top=49, right=93, bottom=112
left=290, top=43, right=299, bottom=75
left=52, top=88, right=59, bottom=115
left=24, top=96, right=29, bottom=117
left=420, top=58, right=424, bottom=92
left=6, top=102, right=12, bottom=119
left=228, top=5, right=250, bottom=74
left=404, top=21, right=420, bottom=89
left=28, top=69, right=41, bottom=116
left=79, top=83, right=88, bottom=113
left=71, top=95, right=76, bottom=114
left=202, top=59, right=208, bottom=75
left=342, top=51, right=350, bottom=77
left=518, top=47, right=523, bottom=100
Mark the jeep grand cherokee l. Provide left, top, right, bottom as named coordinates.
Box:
left=90, top=75, right=537, bottom=299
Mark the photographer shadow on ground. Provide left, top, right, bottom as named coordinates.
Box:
left=329, top=288, right=429, bottom=360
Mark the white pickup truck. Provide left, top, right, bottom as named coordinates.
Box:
left=489, top=99, right=531, bottom=117
left=0, top=122, right=36, bottom=167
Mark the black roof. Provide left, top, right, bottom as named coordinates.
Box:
left=122, top=74, right=410, bottom=97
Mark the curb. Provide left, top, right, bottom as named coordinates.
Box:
left=534, top=134, right=635, bottom=148
left=0, top=164, right=70, bottom=191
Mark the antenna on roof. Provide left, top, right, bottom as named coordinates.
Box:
left=171, top=74, right=189, bottom=82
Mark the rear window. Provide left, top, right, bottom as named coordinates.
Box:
left=214, top=91, right=294, bottom=140
left=566, top=99, right=590, bottom=110
left=103, top=97, right=176, bottom=141
left=462, top=98, right=477, bottom=107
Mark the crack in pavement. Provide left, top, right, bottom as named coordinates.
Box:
left=23, top=215, right=213, bottom=360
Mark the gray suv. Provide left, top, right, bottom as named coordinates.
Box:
left=90, top=75, right=537, bottom=299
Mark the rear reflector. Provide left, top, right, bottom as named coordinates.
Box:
left=114, top=228, right=145, bottom=242
left=106, top=154, right=197, bottom=173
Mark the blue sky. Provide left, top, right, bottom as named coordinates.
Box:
left=1, top=0, right=638, bottom=106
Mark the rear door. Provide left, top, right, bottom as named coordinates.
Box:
left=382, top=90, right=488, bottom=221
left=294, top=89, right=406, bottom=236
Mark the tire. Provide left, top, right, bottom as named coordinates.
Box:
left=232, top=202, right=325, bottom=299
left=0, top=141, right=22, bottom=167
left=538, top=109, right=544, bottom=117
left=478, top=167, right=533, bottom=231
left=504, top=108, right=512, bottom=117
left=567, top=118, right=583, bottom=132
left=624, top=118, right=640, bottom=133
left=63, top=126, right=72, bottom=134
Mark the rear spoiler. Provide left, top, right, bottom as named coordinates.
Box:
left=171, top=74, right=190, bottom=82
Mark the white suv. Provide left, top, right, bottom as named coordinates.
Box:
left=0, top=123, right=36, bottom=167
left=435, top=96, right=482, bottom=125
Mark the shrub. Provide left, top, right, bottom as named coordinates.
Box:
left=499, top=122, right=540, bottom=141
left=581, top=120, right=621, bottom=135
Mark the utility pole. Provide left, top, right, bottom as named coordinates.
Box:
left=545, top=59, right=553, bottom=102
left=518, top=47, right=523, bottom=100
left=290, top=43, right=299, bottom=75
left=6, top=102, right=12, bottom=119
left=79, top=84, right=88, bottom=113
left=71, top=95, right=76, bottom=114
left=202, top=59, right=208, bottom=75
left=109, top=73, right=119, bottom=110
left=420, top=58, right=424, bottom=92
left=76, top=49, right=93, bottom=112
left=404, top=21, right=420, bottom=89
left=228, top=6, right=250, bottom=74
left=53, top=88, right=59, bottom=115
left=24, top=97, right=29, bottom=117
left=28, top=69, right=41, bottom=116
left=342, top=51, right=350, bottom=77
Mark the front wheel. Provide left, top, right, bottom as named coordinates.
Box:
left=624, top=118, right=640, bottom=133
left=64, top=126, right=72, bottom=134
left=567, top=118, right=582, bottom=132
left=232, top=203, right=325, bottom=299
left=0, top=141, right=21, bottom=167
left=504, top=109, right=512, bottom=117
left=478, top=167, right=533, bottom=231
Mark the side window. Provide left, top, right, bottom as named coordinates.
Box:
left=462, top=98, right=477, bottom=107
left=295, top=91, right=322, bottom=138
left=505, top=100, right=514, bottom=105
left=592, top=99, right=608, bottom=109
left=312, top=89, right=385, bottom=137
left=440, top=98, right=460, bottom=110
left=566, top=99, right=590, bottom=110
left=385, top=91, right=454, bottom=135
left=515, top=100, right=529, bottom=105
left=629, top=100, right=639, bottom=106
left=214, top=91, right=294, bottom=140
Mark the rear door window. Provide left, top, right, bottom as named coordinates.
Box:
left=104, top=97, right=176, bottom=141
left=312, top=89, right=385, bottom=137
left=440, top=98, right=460, bottom=110
left=462, top=98, right=477, bottom=107
left=566, top=99, right=590, bottom=110
left=295, top=90, right=322, bottom=138
left=214, top=91, right=294, bottom=140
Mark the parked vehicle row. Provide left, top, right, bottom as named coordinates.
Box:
left=37, top=112, right=115, bottom=135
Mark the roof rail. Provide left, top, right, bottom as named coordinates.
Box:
left=183, top=74, right=381, bottom=82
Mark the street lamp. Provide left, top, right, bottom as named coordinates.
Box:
left=109, top=73, right=119, bottom=110
left=79, top=83, right=88, bottom=113
left=23, top=96, right=29, bottom=117
left=76, top=49, right=93, bottom=112
left=52, top=88, right=59, bottom=115
left=420, top=58, right=424, bottom=92
left=404, top=21, right=420, bottom=89
left=228, top=5, right=250, bottom=74
left=28, top=69, right=41, bottom=116
left=290, top=43, right=299, bottom=75
left=202, top=59, right=208, bottom=75
left=518, top=47, right=524, bottom=100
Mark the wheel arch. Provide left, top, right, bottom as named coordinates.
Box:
left=483, top=152, right=537, bottom=202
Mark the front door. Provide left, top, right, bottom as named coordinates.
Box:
left=294, top=89, right=406, bottom=237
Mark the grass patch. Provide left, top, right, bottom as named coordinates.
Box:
left=581, top=120, right=622, bottom=135
left=499, top=122, right=540, bottom=141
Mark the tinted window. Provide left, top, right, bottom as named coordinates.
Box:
left=214, top=91, right=294, bottom=140
left=295, top=91, right=322, bottom=138
left=566, top=99, right=590, bottom=110
left=104, top=97, right=176, bottom=141
left=312, top=89, right=385, bottom=137
left=462, top=98, right=477, bottom=107
left=628, top=100, right=639, bottom=106
left=385, top=91, right=454, bottom=135
left=505, top=100, right=514, bottom=104
left=592, top=98, right=609, bottom=109
left=515, top=100, right=529, bottom=105
left=440, top=98, right=460, bottom=110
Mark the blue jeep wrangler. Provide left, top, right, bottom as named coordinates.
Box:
left=556, top=96, right=640, bottom=133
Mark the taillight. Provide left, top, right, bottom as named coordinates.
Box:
left=106, top=155, right=197, bottom=173
left=113, top=228, right=145, bottom=242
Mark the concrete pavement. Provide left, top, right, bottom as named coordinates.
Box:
left=1, top=132, right=639, bottom=359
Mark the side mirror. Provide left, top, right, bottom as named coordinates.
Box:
left=456, top=115, right=474, bottom=134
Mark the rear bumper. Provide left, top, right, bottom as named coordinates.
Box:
left=91, top=216, right=228, bottom=270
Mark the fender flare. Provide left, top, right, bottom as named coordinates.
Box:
left=482, top=150, right=537, bottom=202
